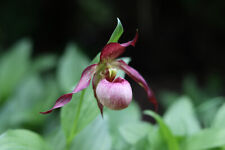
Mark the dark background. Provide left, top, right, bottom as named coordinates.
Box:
left=0, top=0, right=225, bottom=110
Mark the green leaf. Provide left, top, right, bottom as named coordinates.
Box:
left=107, top=18, right=124, bottom=43
left=106, top=102, right=141, bottom=150
left=130, top=138, right=151, bottom=150
left=106, top=102, right=141, bottom=135
left=119, top=122, right=152, bottom=144
left=0, top=129, right=50, bottom=150
left=0, top=76, right=44, bottom=133
left=197, top=97, right=224, bottom=127
left=60, top=53, right=100, bottom=144
left=148, top=127, right=168, bottom=150
left=182, top=128, right=225, bottom=150
left=159, top=91, right=180, bottom=108
left=45, top=127, right=66, bottom=150
left=57, top=43, right=89, bottom=92
left=32, top=77, right=60, bottom=125
left=70, top=115, right=112, bottom=150
left=144, top=110, right=180, bottom=150
left=0, top=39, right=31, bottom=102
left=0, top=74, right=60, bottom=133
left=38, top=76, right=60, bottom=110
left=164, top=96, right=201, bottom=136
left=32, top=54, right=57, bottom=73
left=110, top=135, right=130, bottom=150
left=212, top=101, right=225, bottom=128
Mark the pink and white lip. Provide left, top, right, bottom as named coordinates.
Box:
left=96, top=77, right=132, bottom=110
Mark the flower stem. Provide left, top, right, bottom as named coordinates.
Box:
left=66, top=90, right=86, bottom=148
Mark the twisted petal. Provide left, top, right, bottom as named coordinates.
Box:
left=100, top=31, right=138, bottom=61
left=40, top=64, right=97, bottom=114
left=117, top=60, right=158, bottom=111
left=72, top=64, right=98, bottom=93
left=40, top=93, right=73, bottom=114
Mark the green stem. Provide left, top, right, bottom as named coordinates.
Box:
left=65, top=141, right=70, bottom=150
left=66, top=90, right=86, bottom=148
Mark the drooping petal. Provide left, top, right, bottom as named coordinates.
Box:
left=72, top=64, right=98, bottom=93
left=92, top=73, right=104, bottom=117
left=117, top=60, right=158, bottom=111
left=100, top=31, right=138, bottom=61
left=40, top=64, right=97, bottom=114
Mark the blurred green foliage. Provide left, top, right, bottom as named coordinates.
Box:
left=0, top=19, right=225, bottom=150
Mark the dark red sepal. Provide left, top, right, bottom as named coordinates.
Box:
left=100, top=31, right=138, bottom=61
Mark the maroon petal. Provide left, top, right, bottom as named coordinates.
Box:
left=72, top=64, right=98, bottom=93
left=92, top=73, right=104, bottom=117
left=100, top=31, right=138, bottom=61
left=40, top=64, right=97, bottom=114
left=117, top=60, right=158, bottom=111
left=40, top=93, right=73, bottom=114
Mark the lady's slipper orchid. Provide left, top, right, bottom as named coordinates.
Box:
left=41, top=31, right=158, bottom=115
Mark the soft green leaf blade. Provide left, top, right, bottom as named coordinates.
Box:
left=144, top=110, right=180, bottom=150
left=197, top=97, right=224, bottom=127
left=57, top=43, right=89, bottom=92
left=148, top=127, right=168, bottom=150
left=212, top=101, right=225, bottom=128
left=38, top=76, right=60, bottom=111
left=130, top=138, right=151, bottom=150
left=109, top=135, right=130, bottom=150
left=106, top=101, right=140, bottom=150
left=107, top=18, right=123, bottom=43
left=164, top=96, right=201, bottom=136
left=70, top=115, right=111, bottom=150
left=119, top=122, right=152, bottom=144
left=159, top=91, right=180, bottom=108
left=0, top=129, right=50, bottom=150
left=0, top=74, right=59, bottom=133
left=182, top=128, right=225, bottom=150
left=60, top=53, right=100, bottom=144
left=106, top=102, right=141, bottom=133
left=0, top=39, right=31, bottom=102
left=0, top=76, right=44, bottom=133
left=60, top=87, right=99, bottom=144
left=32, top=54, right=57, bottom=73
left=45, top=127, right=66, bottom=150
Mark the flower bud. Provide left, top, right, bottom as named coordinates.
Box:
left=96, top=77, right=132, bottom=110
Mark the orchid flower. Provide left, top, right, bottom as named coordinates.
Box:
left=41, top=22, right=158, bottom=116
